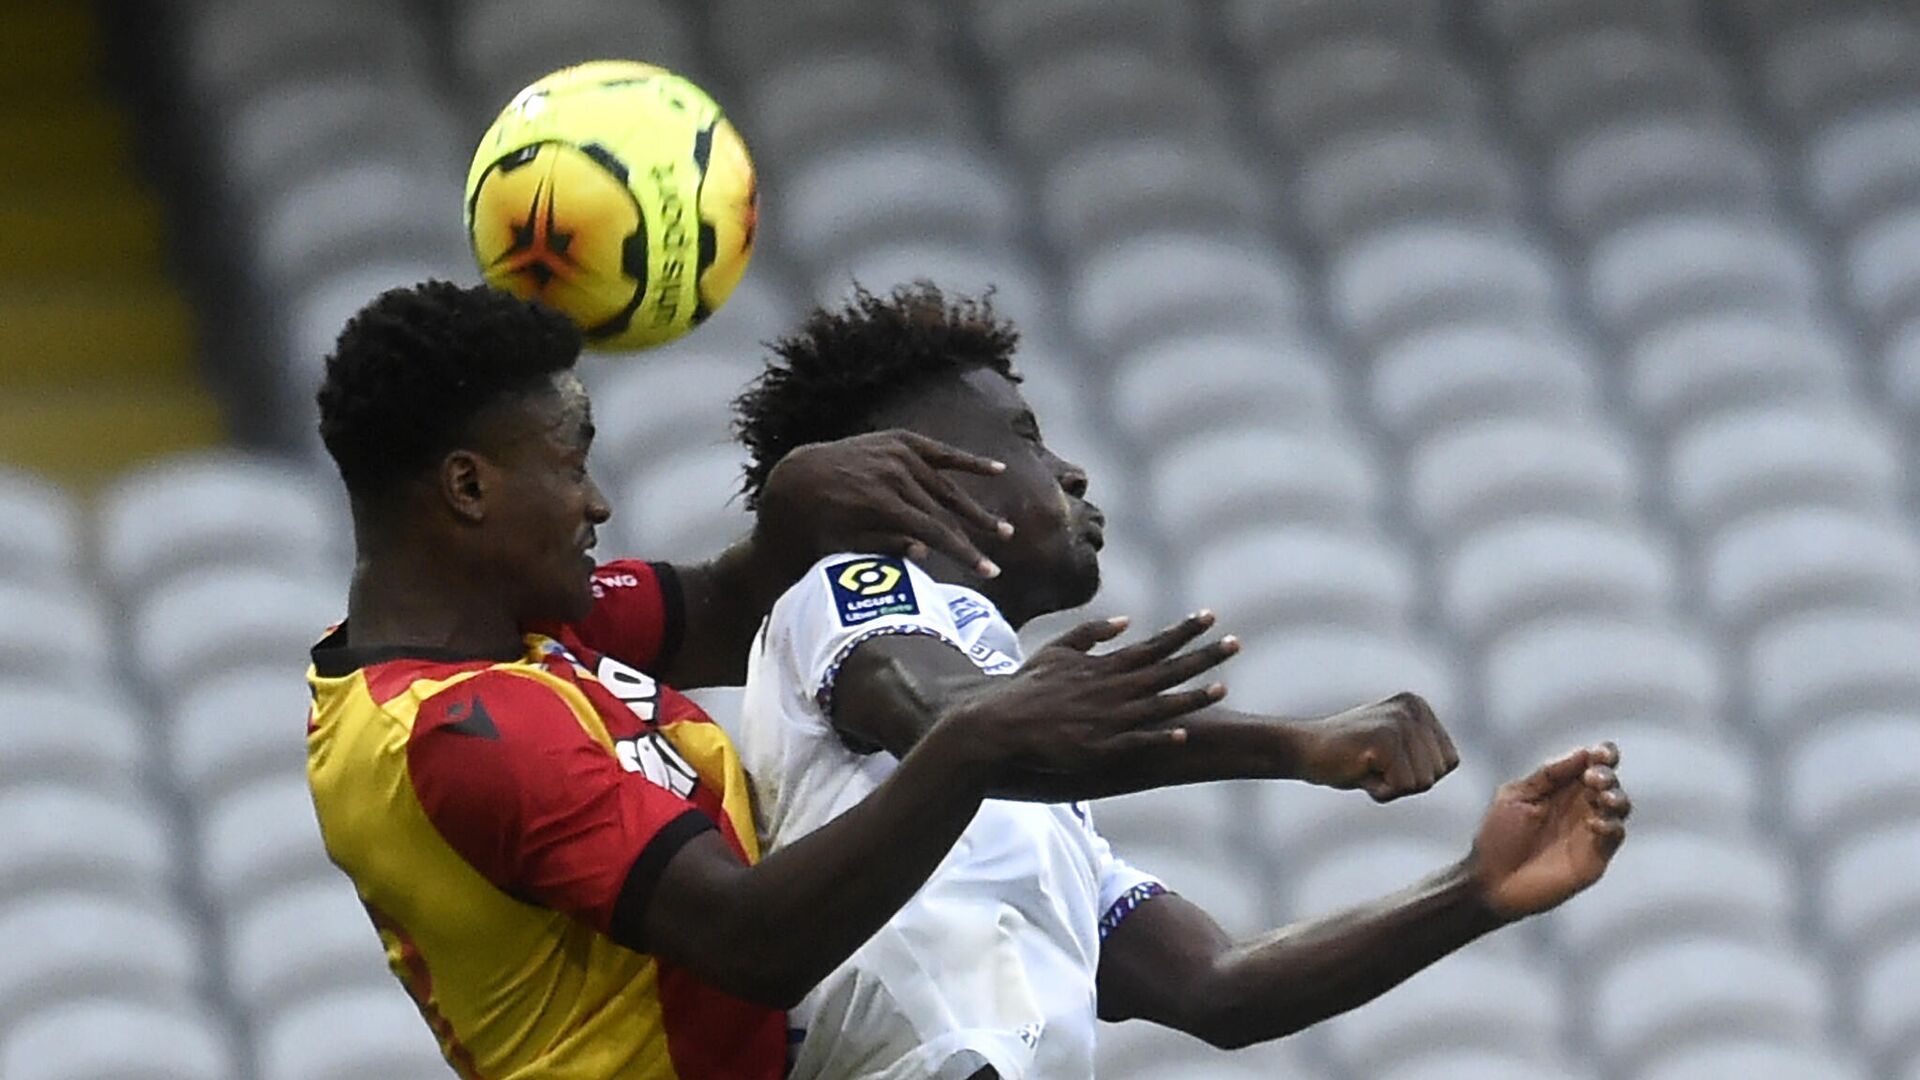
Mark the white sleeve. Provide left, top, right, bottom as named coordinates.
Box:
left=1079, top=809, right=1167, bottom=942
left=778, top=553, right=968, bottom=716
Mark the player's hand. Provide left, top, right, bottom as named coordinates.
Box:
left=1465, top=742, right=1631, bottom=922
left=1286, top=692, right=1459, bottom=802
left=931, top=611, right=1239, bottom=784
left=755, top=430, right=1012, bottom=579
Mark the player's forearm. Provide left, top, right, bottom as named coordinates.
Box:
left=989, top=707, right=1303, bottom=801
left=1180, top=860, right=1505, bottom=1048
left=717, top=720, right=991, bottom=1005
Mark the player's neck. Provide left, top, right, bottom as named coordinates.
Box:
left=343, top=546, right=524, bottom=660
left=906, top=549, right=1039, bottom=630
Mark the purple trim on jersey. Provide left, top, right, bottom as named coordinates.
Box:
left=813, top=623, right=963, bottom=715
left=1098, top=881, right=1169, bottom=941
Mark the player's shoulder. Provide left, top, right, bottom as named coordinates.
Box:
left=777, top=552, right=938, bottom=629
left=412, top=667, right=586, bottom=747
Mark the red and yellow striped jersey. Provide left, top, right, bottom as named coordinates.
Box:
left=306, top=560, right=785, bottom=1080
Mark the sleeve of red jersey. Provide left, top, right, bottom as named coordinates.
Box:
left=406, top=669, right=717, bottom=946
left=541, top=559, right=686, bottom=674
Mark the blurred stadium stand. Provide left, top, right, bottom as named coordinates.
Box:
left=2, top=0, right=1917, bottom=1077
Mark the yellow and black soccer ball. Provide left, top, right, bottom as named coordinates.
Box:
left=465, top=60, right=757, bottom=351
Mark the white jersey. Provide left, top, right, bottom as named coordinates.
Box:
left=740, top=554, right=1164, bottom=1080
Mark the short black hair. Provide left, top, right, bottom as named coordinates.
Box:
left=317, top=280, right=582, bottom=498
left=733, top=282, right=1020, bottom=508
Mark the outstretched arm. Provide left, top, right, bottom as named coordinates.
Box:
left=835, top=614, right=1458, bottom=802
left=658, top=431, right=1012, bottom=688
left=1094, top=744, right=1631, bottom=1048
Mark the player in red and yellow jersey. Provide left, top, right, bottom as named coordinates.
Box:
left=306, top=281, right=1234, bottom=1079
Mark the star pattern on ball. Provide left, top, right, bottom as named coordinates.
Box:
left=490, top=177, right=578, bottom=290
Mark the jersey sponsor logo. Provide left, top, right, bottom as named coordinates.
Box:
left=589, top=571, right=641, bottom=599
left=828, top=557, right=919, bottom=626
left=593, top=655, right=658, bottom=722
left=616, top=731, right=700, bottom=799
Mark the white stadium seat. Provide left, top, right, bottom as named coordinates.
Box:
left=0, top=682, right=144, bottom=793
left=0, top=469, right=80, bottom=585
left=197, top=774, right=336, bottom=908
left=821, top=242, right=1057, bottom=349
left=227, top=879, right=392, bottom=1019
left=1110, top=335, right=1342, bottom=448
left=973, top=0, right=1202, bottom=70
left=1323, top=943, right=1566, bottom=1075
left=1068, top=231, right=1306, bottom=351
left=1327, top=224, right=1563, bottom=347
left=1101, top=838, right=1266, bottom=938
left=1406, top=419, right=1640, bottom=542
left=1624, top=315, right=1855, bottom=435
left=1666, top=406, right=1904, bottom=532
left=1747, top=610, right=1920, bottom=738
left=1586, top=215, right=1821, bottom=337
left=1846, top=205, right=1920, bottom=330
left=1702, top=508, right=1920, bottom=635
left=169, top=667, right=315, bottom=805
left=1255, top=38, right=1479, bottom=152
left=1441, top=517, right=1676, bottom=646
left=1001, top=47, right=1232, bottom=163
left=0, top=785, right=175, bottom=904
left=1095, top=1016, right=1318, bottom=1080
left=1229, top=629, right=1461, bottom=722
left=1185, top=526, right=1417, bottom=635
left=740, top=54, right=974, bottom=168
left=1760, top=10, right=1920, bottom=133
left=618, top=445, right=751, bottom=565
left=0, top=584, right=113, bottom=689
left=454, top=0, right=702, bottom=122
left=1636, top=1037, right=1871, bottom=1080
left=1784, top=712, right=1920, bottom=842
left=132, top=567, right=341, bottom=694
left=1592, top=938, right=1831, bottom=1073
left=1507, top=722, right=1761, bottom=839
left=1041, top=136, right=1265, bottom=256
left=588, top=351, right=760, bottom=486
left=782, top=141, right=1019, bottom=269
left=1509, top=29, right=1735, bottom=146
left=1483, top=618, right=1723, bottom=746
left=97, top=452, right=340, bottom=587
left=258, top=984, right=448, bottom=1080
left=1818, top=821, right=1920, bottom=955
left=1805, top=102, right=1920, bottom=230
left=1858, top=932, right=1920, bottom=1061
left=0, top=893, right=203, bottom=1030
left=1475, top=0, right=1696, bottom=51
left=1, top=998, right=239, bottom=1080
left=1287, top=836, right=1472, bottom=923
left=1228, top=0, right=1448, bottom=57
left=1381, top=1048, right=1598, bottom=1080
left=1147, top=428, right=1382, bottom=543
left=1549, top=118, right=1775, bottom=238
left=1295, top=130, right=1520, bottom=245
left=1249, top=762, right=1497, bottom=871
left=1368, top=322, right=1599, bottom=445
left=1547, top=830, right=1796, bottom=963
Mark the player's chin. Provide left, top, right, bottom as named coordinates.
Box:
left=1059, top=548, right=1102, bottom=610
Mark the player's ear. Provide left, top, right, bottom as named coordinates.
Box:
left=441, top=450, right=491, bottom=523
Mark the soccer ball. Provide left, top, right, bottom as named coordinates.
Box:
left=465, top=60, right=758, bottom=351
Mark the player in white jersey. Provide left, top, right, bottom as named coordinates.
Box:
left=732, top=285, right=1634, bottom=1078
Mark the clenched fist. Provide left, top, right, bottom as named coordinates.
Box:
left=1286, top=692, right=1460, bottom=802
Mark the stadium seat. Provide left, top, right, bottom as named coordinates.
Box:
left=1109, top=334, right=1342, bottom=449
left=589, top=351, right=759, bottom=486
left=0, top=893, right=203, bottom=1031
left=169, top=667, right=313, bottom=805
left=1784, top=712, right=1920, bottom=842
left=1586, top=215, right=1822, bottom=337
left=251, top=161, right=465, bottom=289
left=218, top=74, right=456, bottom=202
left=1818, top=820, right=1920, bottom=955
left=1846, top=205, right=1920, bottom=329
left=1146, top=428, right=1382, bottom=544
left=709, top=0, right=932, bottom=84
left=0, top=785, right=175, bottom=903
left=1323, top=943, right=1566, bottom=1075
left=1483, top=618, right=1722, bottom=747
left=1805, top=103, right=1920, bottom=231
left=739, top=53, right=974, bottom=168
left=618, top=445, right=751, bottom=564
left=1184, top=526, right=1417, bottom=635
left=1405, top=418, right=1640, bottom=543
left=1547, top=830, right=1796, bottom=963
left=1229, top=629, right=1461, bottom=722
left=1068, top=232, right=1307, bottom=352
left=1440, top=517, right=1676, bottom=647
left=1549, top=118, right=1776, bottom=239
left=1636, top=1037, right=1871, bottom=1080
left=1591, top=937, right=1831, bottom=1073
left=1327, top=225, right=1563, bottom=347
left=227, top=878, right=391, bottom=1019
left=972, top=0, right=1201, bottom=70
left=178, top=0, right=428, bottom=109
left=1294, top=130, right=1520, bottom=245
left=132, top=567, right=341, bottom=694
left=1624, top=315, right=1855, bottom=435
left=1759, top=10, right=1920, bottom=134
left=1508, top=722, right=1760, bottom=839
left=453, top=0, right=703, bottom=122
left=1857, top=932, right=1920, bottom=1062
left=1509, top=29, right=1735, bottom=147
left=0, top=998, right=239, bottom=1080
left=1095, top=1016, right=1318, bottom=1080
left=782, top=141, right=1018, bottom=270
left=1227, top=0, right=1448, bottom=57
left=1666, top=406, right=1904, bottom=532
left=1368, top=322, right=1599, bottom=446
left=0, top=469, right=79, bottom=585
left=0, top=584, right=112, bottom=690
left=1001, top=47, right=1232, bottom=164
left=1748, top=610, right=1920, bottom=737
left=618, top=265, right=797, bottom=356
left=284, top=256, right=472, bottom=425
left=821, top=242, right=1057, bottom=349
left=1248, top=761, right=1495, bottom=871
left=1379, top=1048, right=1598, bottom=1080
left=97, top=452, right=340, bottom=587
left=1040, top=136, right=1265, bottom=258
left=1702, top=508, right=1920, bottom=635
left=1474, top=0, right=1697, bottom=51
left=1106, top=838, right=1266, bottom=937
left=1889, top=319, right=1920, bottom=418
left=1255, top=38, right=1481, bottom=152
left=197, top=774, right=336, bottom=908
left=258, top=984, right=447, bottom=1080
left=0, top=682, right=144, bottom=793
left=1089, top=783, right=1236, bottom=856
